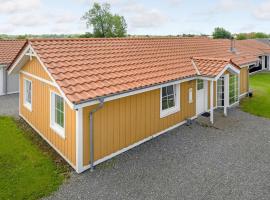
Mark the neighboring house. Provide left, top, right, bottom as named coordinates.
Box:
left=256, top=38, right=270, bottom=46
left=235, top=39, right=270, bottom=73
left=0, top=40, right=26, bottom=96
left=8, top=37, right=261, bottom=173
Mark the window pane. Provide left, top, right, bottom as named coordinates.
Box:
left=162, top=87, right=167, bottom=97
left=168, top=99, right=175, bottom=107
left=229, top=75, right=239, bottom=105
left=162, top=98, right=168, bottom=110
left=24, top=80, right=32, bottom=105
left=54, top=94, right=64, bottom=128
left=167, top=85, right=174, bottom=95
left=197, top=80, right=204, bottom=90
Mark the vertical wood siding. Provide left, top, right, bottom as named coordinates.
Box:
left=82, top=80, right=196, bottom=166
left=20, top=61, right=76, bottom=166
left=22, top=58, right=51, bottom=81
left=240, top=66, right=249, bottom=95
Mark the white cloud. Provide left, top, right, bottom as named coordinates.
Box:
left=120, top=2, right=169, bottom=29
left=0, top=0, right=41, bottom=13
left=0, top=24, right=14, bottom=33
left=55, top=12, right=78, bottom=24
left=165, top=0, right=183, bottom=6
left=253, top=1, right=270, bottom=20
left=8, top=13, right=48, bottom=27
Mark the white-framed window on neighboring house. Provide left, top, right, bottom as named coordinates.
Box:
left=188, top=88, right=193, bottom=103
left=23, top=78, right=32, bottom=111
left=229, top=74, right=239, bottom=105
left=50, top=92, right=65, bottom=138
left=160, top=84, right=180, bottom=118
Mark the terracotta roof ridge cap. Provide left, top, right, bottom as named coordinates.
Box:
left=28, top=36, right=211, bottom=42
left=192, top=56, right=230, bottom=62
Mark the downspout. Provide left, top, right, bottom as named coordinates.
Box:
left=89, top=98, right=104, bottom=172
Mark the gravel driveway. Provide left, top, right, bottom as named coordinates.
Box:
left=47, top=108, right=270, bottom=200
left=0, top=93, right=19, bottom=116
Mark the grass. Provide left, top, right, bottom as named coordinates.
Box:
left=0, top=116, right=70, bottom=200
left=240, top=72, right=270, bottom=118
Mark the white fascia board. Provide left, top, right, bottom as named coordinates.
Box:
left=74, top=76, right=196, bottom=109
left=239, top=62, right=258, bottom=68
left=8, top=45, right=31, bottom=75
left=214, top=64, right=240, bottom=81
left=28, top=46, right=75, bottom=110
left=8, top=44, right=75, bottom=110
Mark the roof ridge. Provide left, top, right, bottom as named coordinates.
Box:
left=28, top=36, right=210, bottom=42
left=192, top=56, right=230, bottom=62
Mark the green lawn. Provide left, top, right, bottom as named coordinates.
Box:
left=0, top=116, right=69, bottom=200
left=241, top=72, right=270, bottom=118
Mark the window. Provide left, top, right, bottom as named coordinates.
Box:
left=197, top=80, right=204, bottom=90
left=23, top=79, right=32, bottom=111
left=160, top=84, right=180, bottom=118
left=51, top=92, right=65, bottom=138
left=217, top=77, right=224, bottom=107
left=229, top=74, right=239, bottom=105
left=189, top=88, right=193, bottom=103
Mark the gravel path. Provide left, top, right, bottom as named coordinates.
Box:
left=46, top=108, right=270, bottom=200
left=0, top=94, right=19, bottom=117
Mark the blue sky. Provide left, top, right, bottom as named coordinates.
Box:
left=0, top=0, right=270, bottom=35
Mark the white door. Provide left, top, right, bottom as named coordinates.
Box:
left=196, top=80, right=207, bottom=115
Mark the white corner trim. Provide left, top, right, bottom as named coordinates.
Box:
left=76, top=108, right=84, bottom=173
left=160, top=83, right=180, bottom=118
left=21, top=70, right=56, bottom=87
left=82, top=115, right=198, bottom=172
left=19, top=113, right=76, bottom=170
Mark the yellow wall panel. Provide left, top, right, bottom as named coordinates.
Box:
left=20, top=62, right=76, bottom=166
left=240, top=66, right=249, bottom=95
left=82, top=80, right=196, bottom=166
left=22, top=58, right=52, bottom=81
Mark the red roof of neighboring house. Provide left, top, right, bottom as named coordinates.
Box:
left=10, top=37, right=263, bottom=104
left=0, top=40, right=26, bottom=65
left=235, top=39, right=270, bottom=56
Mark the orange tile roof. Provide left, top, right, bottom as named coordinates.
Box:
left=192, top=57, right=232, bottom=77
left=0, top=40, right=26, bottom=65
left=18, top=37, right=262, bottom=104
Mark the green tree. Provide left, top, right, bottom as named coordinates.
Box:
left=82, top=2, right=127, bottom=38
left=253, top=32, right=269, bottom=39
left=236, top=33, right=247, bottom=40
left=212, top=27, right=232, bottom=39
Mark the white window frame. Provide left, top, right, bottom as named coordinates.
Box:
left=23, top=78, right=32, bottom=111
left=50, top=91, right=65, bottom=138
left=160, top=84, right=180, bottom=118
left=229, top=74, right=240, bottom=106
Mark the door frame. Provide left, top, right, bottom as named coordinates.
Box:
left=196, top=79, right=208, bottom=115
